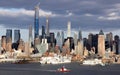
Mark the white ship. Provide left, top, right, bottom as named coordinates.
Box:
left=0, top=58, right=21, bottom=63
left=82, top=59, right=105, bottom=66
left=40, top=55, right=71, bottom=64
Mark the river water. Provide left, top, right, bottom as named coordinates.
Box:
left=0, top=62, right=120, bottom=75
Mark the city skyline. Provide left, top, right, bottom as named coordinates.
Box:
left=0, top=0, right=120, bottom=41
left=0, top=0, right=120, bottom=67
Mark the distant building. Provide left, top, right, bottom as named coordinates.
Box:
left=56, top=32, right=62, bottom=49
left=34, top=4, right=40, bottom=38
left=78, top=30, right=82, bottom=40
left=18, top=39, right=25, bottom=51
left=92, top=34, right=98, bottom=53
left=88, top=33, right=93, bottom=50
left=106, top=32, right=113, bottom=51
left=6, top=29, right=12, bottom=51
left=74, top=32, right=78, bottom=46
left=67, top=21, right=71, bottom=37
left=1, top=36, right=6, bottom=50
left=29, top=25, right=33, bottom=47
left=50, top=33, right=56, bottom=47
left=98, top=30, right=105, bottom=56
left=87, top=34, right=98, bottom=54
left=14, top=30, right=20, bottom=43
left=114, top=35, right=120, bottom=54
left=36, top=38, right=48, bottom=54
left=61, top=31, right=64, bottom=44
left=34, top=37, right=41, bottom=50
left=6, top=29, right=12, bottom=43
left=83, top=38, right=90, bottom=51
left=25, top=42, right=30, bottom=56
left=75, top=40, right=83, bottom=56
left=62, top=39, right=70, bottom=55
left=42, top=25, right=46, bottom=38
left=46, top=16, right=50, bottom=36
left=83, top=47, right=89, bottom=57
left=64, top=37, right=74, bottom=51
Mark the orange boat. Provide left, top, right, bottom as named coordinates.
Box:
left=57, top=66, right=70, bottom=72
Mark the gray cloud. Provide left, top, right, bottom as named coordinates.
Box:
left=0, top=0, right=120, bottom=32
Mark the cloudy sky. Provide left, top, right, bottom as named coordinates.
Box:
left=0, top=0, right=120, bottom=41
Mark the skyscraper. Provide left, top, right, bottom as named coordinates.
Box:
left=25, top=42, right=30, bottom=56
left=74, top=32, right=78, bottom=46
left=18, top=39, right=25, bottom=51
left=34, top=4, right=40, bottom=38
left=114, top=35, right=120, bottom=54
left=1, top=36, right=6, bottom=50
left=50, top=33, right=55, bottom=47
left=46, top=16, right=49, bottom=36
left=98, top=30, right=105, bottom=56
left=106, top=32, right=113, bottom=51
left=42, top=25, right=46, bottom=38
left=78, top=30, right=82, bottom=40
left=56, top=32, right=62, bottom=48
left=6, top=29, right=12, bottom=51
left=66, top=37, right=74, bottom=51
left=6, top=29, right=12, bottom=43
left=61, top=31, right=64, bottom=44
left=75, top=40, right=83, bottom=56
left=92, top=34, right=98, bottom=53
left=88, top=33, right=93, bottom=49
left=29, top=25, right=33, bottom=47
left=67, top=21, right=71, bottom=37
left=14, top=30, right=20, bottom=43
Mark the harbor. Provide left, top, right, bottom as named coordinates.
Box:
left=0, top=62, right=120, bottom=75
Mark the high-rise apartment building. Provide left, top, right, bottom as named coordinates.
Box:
left=67, top=21, right=71, bottom=37
left=1, top=36, right=6, bottom=50
left=74, top=32, right=78, bottom=46
left=6, top=29, right=12, bottom=43
left=6, top=29, right=12, bottom=51
left=88, top=33, right=93, bottom=49
left=42, top=25, right=46, bottom=38
left=14, top=30, right=20, bottom=43
left=46, top=16, right=49, bottom=36
left=50, top=33, right=55, bottom=47
left=78, top=30, right=82, bottom=40
left=106, top=32, right=113, bottom=51
left=34, top=4, right=39, bottom=38
left=56, top=32, right=62, bottom=48
left=75, top=40, right=83, bottom=56
left=29, top=25, right=33, bottom=47
left=18, top=39, right=25, bottom=51
left=98, top=30, right=105, bottom=56
left=61, top=31, right=64, bottom=44
left=114, top=35, right=120, bottom=54
left=65, top=37, right=74, bottom=51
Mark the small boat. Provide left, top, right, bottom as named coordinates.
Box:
left=57, top=66, right=70, bottom=72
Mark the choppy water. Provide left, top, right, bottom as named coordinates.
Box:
left=0, top=62, right=120, bottom=75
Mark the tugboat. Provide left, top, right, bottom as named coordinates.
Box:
left=57, top=66, right=70, bottom=72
